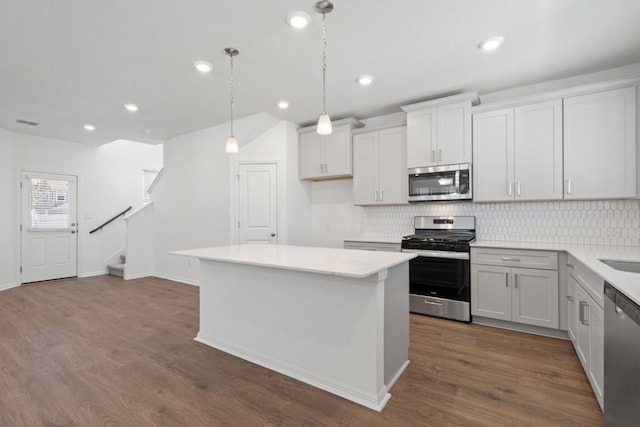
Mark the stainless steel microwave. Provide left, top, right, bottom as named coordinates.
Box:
left=408, top=163, right=472, bottom=202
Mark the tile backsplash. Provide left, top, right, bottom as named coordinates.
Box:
left=361, top=200, right=640, bottom=246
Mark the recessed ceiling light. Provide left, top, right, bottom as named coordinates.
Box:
left=123, top=103, right=139, bottom=112
left=479, top=36, right=504, bottom=51
left=193, top=60, right=212, bottom=73
left=358, top=75, right=374, bottom=86
left=277, top=101, right=289, bottom=109
left=144, top=129, right=153, bottom=134
left=287, top=11, right=310, bottom=29
left=84, top=124, right=96, bottom=131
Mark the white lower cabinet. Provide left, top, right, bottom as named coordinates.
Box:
left=471, top=248, right=559, bottom=329
left=566, top=258, right=604, bottom=411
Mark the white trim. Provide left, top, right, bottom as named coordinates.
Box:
left=231, top=160, right=280, bottom=245
left=401, top=91, right=480, bottom=112
left=472, top=316, right=570, bottom=340
left=0, top=282, right=19, bottom=292
left=151, top=273, right=200, bottom=287
left=123, top=201, right=153, bottom=221
left=123, top=271, right=153, bottom=280
left=18, top=169, right=80, bottom=284
left=78, top=271, right=106, bottom=278
left=195, top=332, right=391, bottom=412
left=145, top=167, right=163, bottom=194
left=386, top=360, right=410, bottom=391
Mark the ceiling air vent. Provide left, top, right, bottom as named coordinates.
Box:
left=16, top=119, right=40, bottom=126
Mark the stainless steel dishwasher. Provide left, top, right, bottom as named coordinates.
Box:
left=604, top=282, right=640, bottom=426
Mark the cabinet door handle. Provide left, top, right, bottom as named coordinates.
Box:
left=505, top=272, right=509, bottom=287
left=579, top=301, right=590, bottom=325
left=566, top=295, right=574, bottom=302
left=565, top=179, right=572, bottom=195
left=514, top=273, right=518, bottom=289
left=431, top=149, right=435, bottom=163
left=320, top=163, right=324, bottom=174
left=438, top=149, right=442, bottom=162
left=374, top=190, right=378, bottom=201
left=566, top=263, right=574, bottom=269
left=516, top=182, right=521, bottom=196
left=379, top=190, right=383, bottom=201
left=507, top=182, right=513, bottom=197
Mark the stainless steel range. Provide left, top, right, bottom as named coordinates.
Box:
left=401, top=216, right=476, bottom=322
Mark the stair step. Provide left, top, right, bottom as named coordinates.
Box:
left=107, top=263, right=125, bottom=277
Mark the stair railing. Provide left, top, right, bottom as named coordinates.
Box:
left=89, top=206, right=132, bottom=234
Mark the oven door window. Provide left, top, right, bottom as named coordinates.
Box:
left=409, top=256, right=470, bottom=301
left=409, top=170, right=458, bottom=197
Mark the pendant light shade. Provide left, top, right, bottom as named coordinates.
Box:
left=226, top=136, right=238, bottom=153
left=224, top=47, right=239, bottom=154
left=317, top=113, right=332, bottom=135
left=316, top=1, right=333, bottom=135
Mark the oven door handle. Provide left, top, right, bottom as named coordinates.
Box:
left=401, top=248, right=469, bottom=260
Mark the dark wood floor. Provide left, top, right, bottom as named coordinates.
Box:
left=0, top=275, right=602, bottom=426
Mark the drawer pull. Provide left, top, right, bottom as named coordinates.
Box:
left=501, top=257, right=521, bottom=262
left=579, top=301, right=590, bottom=326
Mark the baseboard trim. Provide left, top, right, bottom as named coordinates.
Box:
left=124, top=272, right=153, bottom=280
left=0, top=282, right=19, bottom=292
left=78, top=271, right=106, bottom=278
left=195, top=332, right=390, bottom=412
left=152, top=273, right=199, bottom=287
left=472, top=316, right=570, bottom=340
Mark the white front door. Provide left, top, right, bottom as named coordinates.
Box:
left=236, top=163, right=278, bottom=244
left=20, top=171, right=78, bottom=283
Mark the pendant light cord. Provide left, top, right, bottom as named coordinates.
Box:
left=229, top=52, right=234, bottom=137
left=321, top=11, right=327, bottom=115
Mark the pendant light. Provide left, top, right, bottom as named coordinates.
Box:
left=225, top=47, right=239, bottom=153
left=316, top=0, right=333, bottom=135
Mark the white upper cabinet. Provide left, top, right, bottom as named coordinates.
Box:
left=353, top=126, right=407, bottom=206
left=402, top=93, right=477, bottom=168
left=563, top=86, right=636, bottom=199
left=298, top=118, right=363, bottom=180
left=473, top=100, right=563, bottom=202
left=405, top=108, right=436, bottom=168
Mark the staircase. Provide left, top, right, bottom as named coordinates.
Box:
left=107, top=254, right=126, bottom=277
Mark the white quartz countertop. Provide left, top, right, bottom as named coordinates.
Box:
left=472, top=240, right=640, bottom=306
left=344, top=236, right=404, bottom=244
left=170, top=244, right=417, bottom=279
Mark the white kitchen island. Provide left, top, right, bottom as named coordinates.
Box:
left=170, top=244, right=416, bottom=411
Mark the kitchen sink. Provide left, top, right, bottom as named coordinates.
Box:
left=599, top=259, right=640, bottom=274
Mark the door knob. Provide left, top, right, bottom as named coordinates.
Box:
left=270, top=232, right=276, bottom=237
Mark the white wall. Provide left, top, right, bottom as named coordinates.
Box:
left=0, top=129, right=17, bottom=290
left=311, top=179, right=363, bottom=248
left=152, top=114, right=312, bottom=285
left=124, top=203, right=155, bottom=279
left=1, top=130, right=163, bottom=283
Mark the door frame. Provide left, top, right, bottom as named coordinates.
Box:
left=230, top=160, right=281, bottom=245
left=17, top=169, right=80, bottom=284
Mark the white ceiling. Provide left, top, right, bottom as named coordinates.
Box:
left=2, top=0, right=640, bottom=146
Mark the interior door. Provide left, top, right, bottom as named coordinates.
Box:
left=21, top=171, right=78, bottom=283
left=237, top=163, right=278, bottom=244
